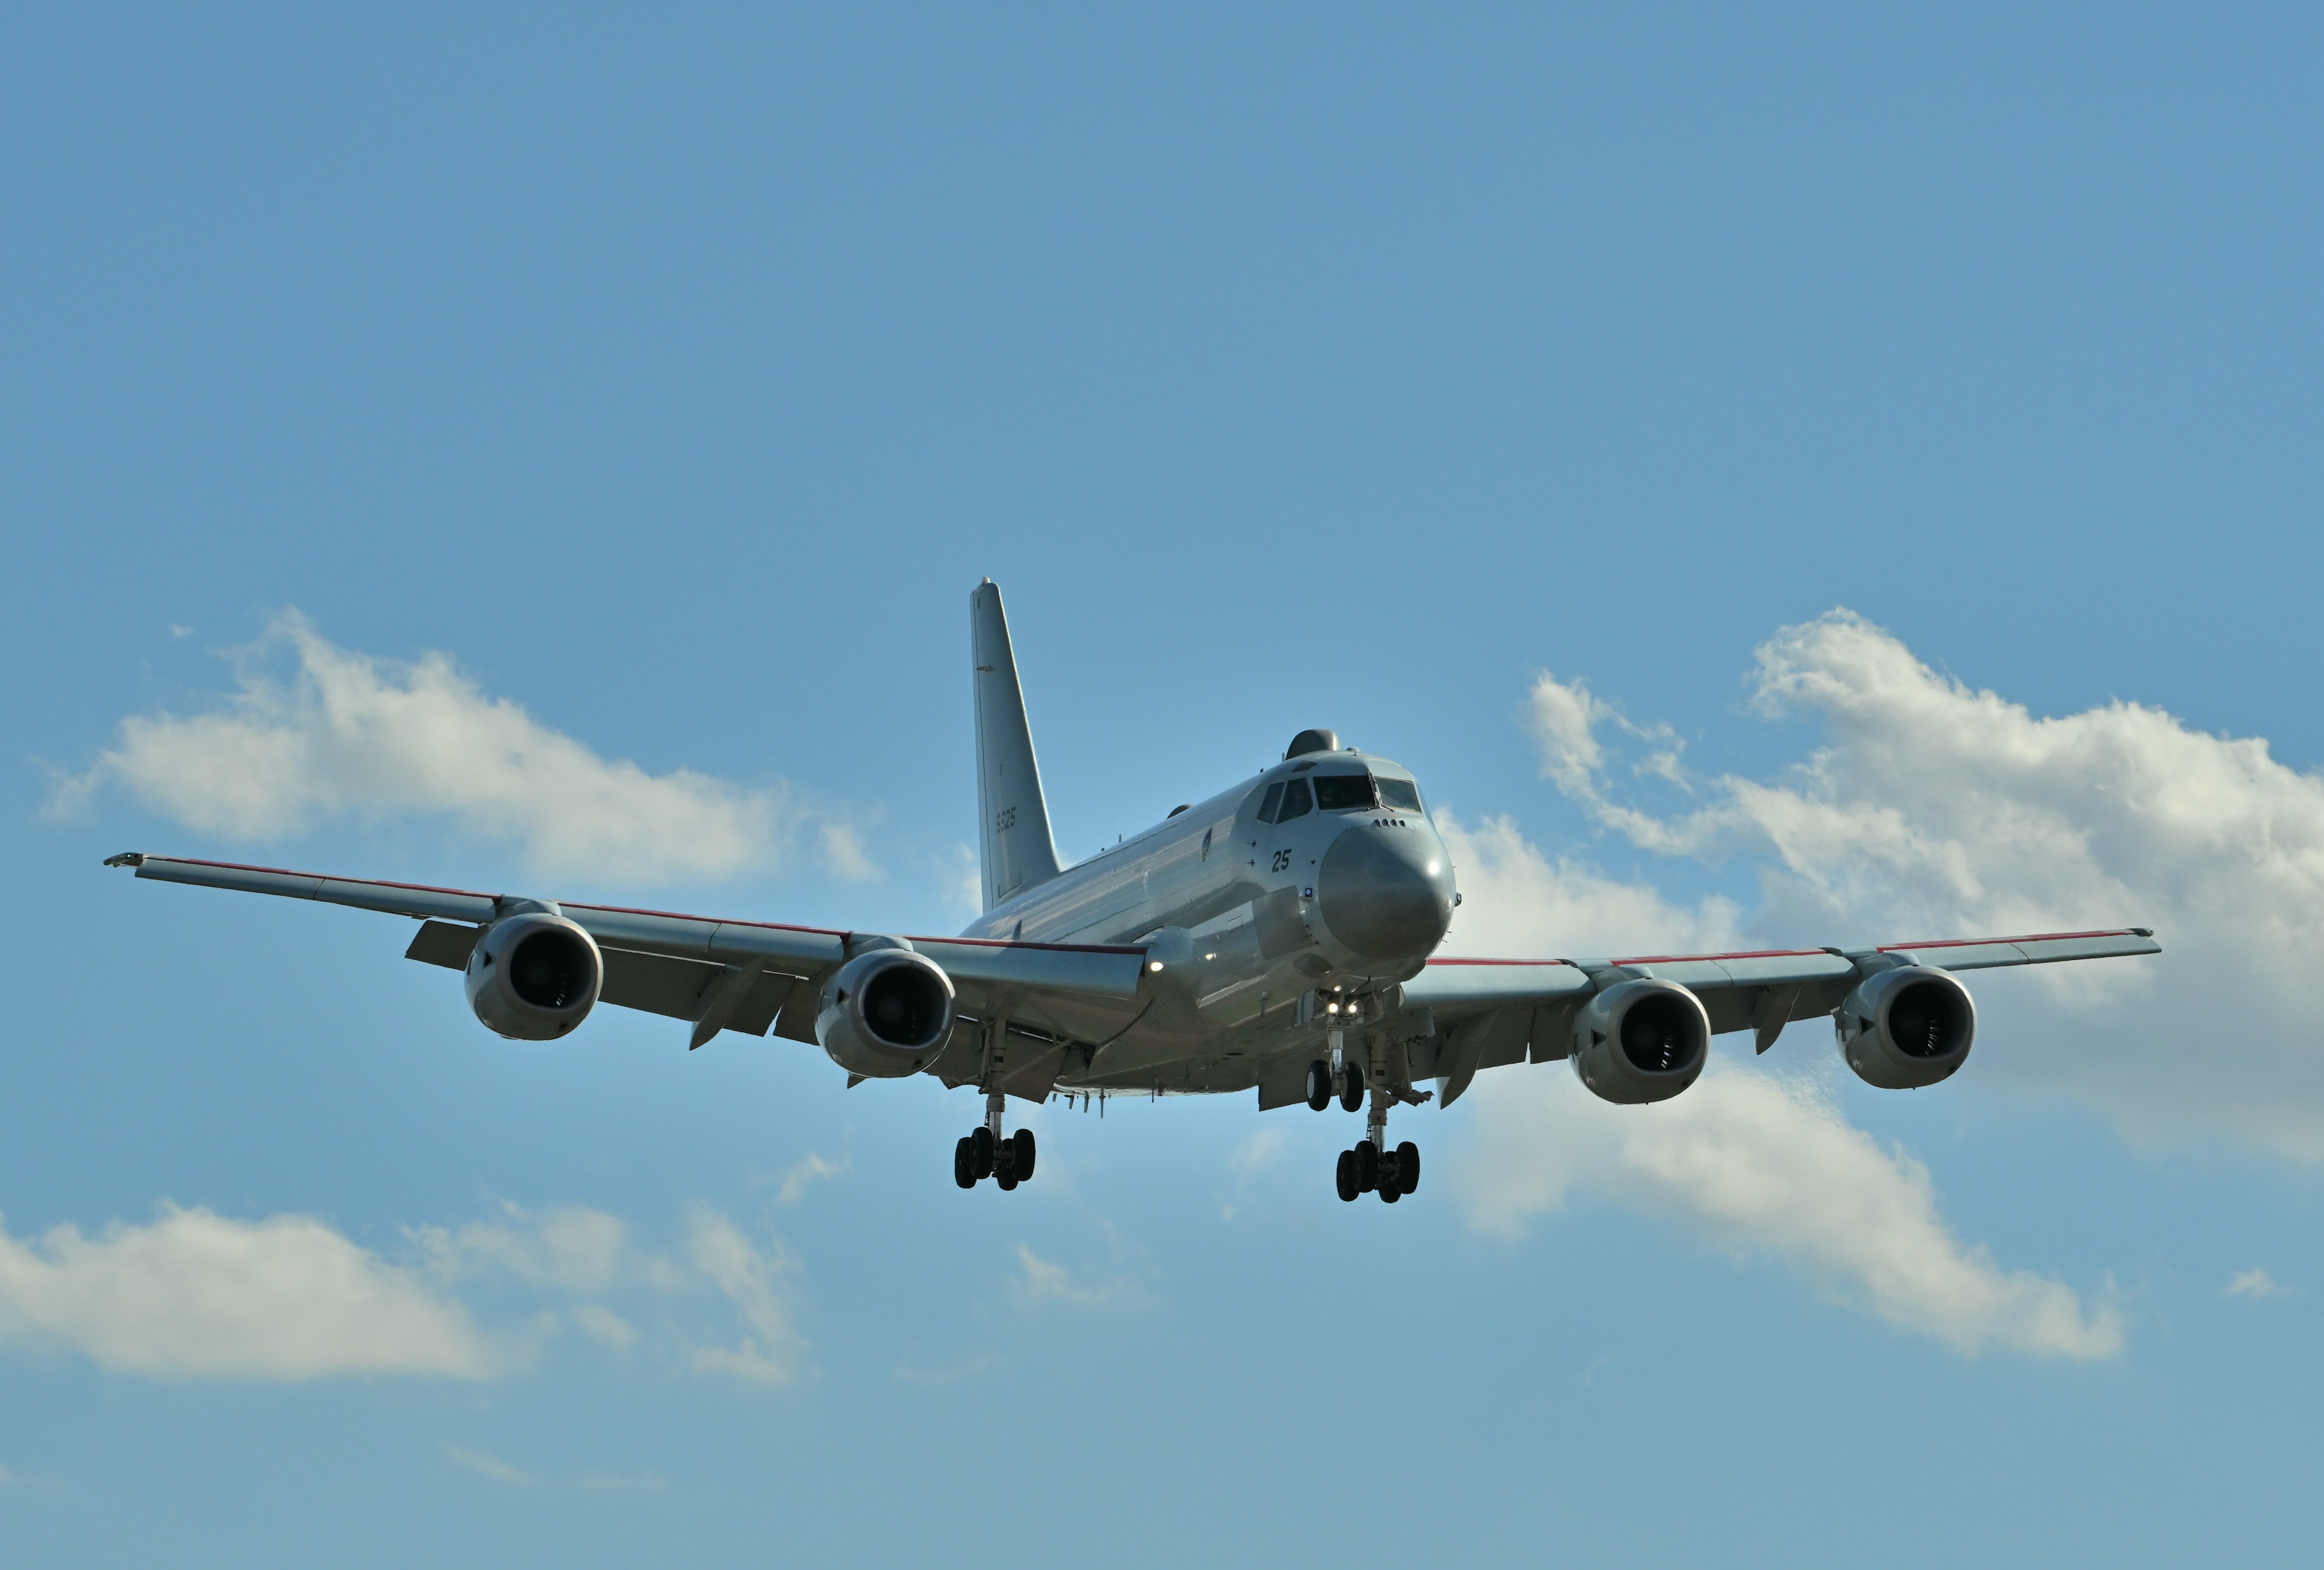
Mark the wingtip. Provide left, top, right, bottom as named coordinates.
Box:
left=103, top=852, right=145, bottom=869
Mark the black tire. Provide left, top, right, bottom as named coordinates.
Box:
left=1011, top=1129, right=1037, bottom=1182
left=1396, top=1140, right=1420, bottom=1195
left=970, top=1126, right=995, bottom=1180
left=995, top=1166, right=1018, bottom=1191
left=1378, top=1180, right=1401, bottom=1204
left=1335, top=1149, right=1360, bottom=1202
left=994, top=1142, right=1017, bottom=1190
left=1305, top=1059, right=1331, bottom=1112
left=1339, top=1063, right=1364, bottom=1113
left=953, top=1135, right=977, bottom=1189
left=1354, top=1139, right=1379, bottom=1192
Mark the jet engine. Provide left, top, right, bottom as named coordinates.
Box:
left=1570, top=978, right=1710, bottom=1105
left=816, top=945, right=956, bottom=1079
left=465, top=913, right=603, bottom=1040
left=1836, top=965, right=1975, bottom=1088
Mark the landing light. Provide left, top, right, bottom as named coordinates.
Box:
left=1147, top=960, right=1164, bottom=973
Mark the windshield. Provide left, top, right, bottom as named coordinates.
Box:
left=1312, top=774, right=1379, bottom=812
left=1377, top=777, right=1422, bottom=813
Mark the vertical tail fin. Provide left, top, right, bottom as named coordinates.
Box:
left=971, top=579, right=1063, bottom=911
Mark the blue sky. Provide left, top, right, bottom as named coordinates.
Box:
left=5, top=4, right=2322, bottom=1564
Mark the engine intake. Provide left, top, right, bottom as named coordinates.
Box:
left=816, top=945, right=956, bottom=1079
left=465, top=913, right=603, bottom=1040
left=1570, top=978, right=1710, bottom=1105
left=1836, top=965, right=1976, bottom=1088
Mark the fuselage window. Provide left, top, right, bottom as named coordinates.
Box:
left=1377, top=778, right=1423, bottom=813
left=1312, top=774, right=1378, bottom=812
left=1257, top=783, right=1284, bottom=823
left=1277, top=778, right=1313, bottom=822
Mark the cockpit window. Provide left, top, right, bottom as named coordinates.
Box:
left=1377, top=777, right=1422, bottom=813
left=1277, top=777, right=1313, bottom=822
left=1256, top=783, right=1284, bottom=823
left=1312, top=774, right=1378, bottom=812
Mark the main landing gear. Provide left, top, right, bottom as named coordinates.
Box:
left=1318, top=1046, right=1423, bottom=1204
left=954, top=1089, right=1037, bottom=1191
left=1335, top=1137, right=1420, bottom=1203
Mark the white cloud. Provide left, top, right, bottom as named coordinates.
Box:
left=444, top=1444, right=536, bottom=1486
left=2224, top=1267, right=2296, bottom=1299
left=1437, top=810, right=1743, bottom=959
left=0, top=1204, right=494, bottom=1380
left=570, top=1304, right=639, bottom=1348
left=939, top=842, right=983, bottom=916
left=414, top=1201, right=630, bottom=1295
left=773, top=1153, right=850, bottom=1207
left=53, top=613, right=873, bottom=885
left=1521, top=608, right=2324, bottom=1160
left=681, top=1207, right=805, bottom=1385
left=444, top=1444, right=665, bottom=1492
left=0, top=1195, right=812, bottom=1385
left=1451, top=1059, right=2124, bottom=1360
left=1010, top=1243, right=1151, bottom=1309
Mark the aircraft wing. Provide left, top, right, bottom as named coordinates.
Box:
left=1401, top=929, right=2160, bottom=1105
left=105, top=855, right=1151, bottom=1076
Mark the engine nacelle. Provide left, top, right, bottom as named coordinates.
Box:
left=816, top=945, right=956, bottom=1079
left=1836, top=965, right=1976, bottom=1088
left=1570, top=978, right=1710, bottom=1105
left=464, top=913, right=603, bottom=1040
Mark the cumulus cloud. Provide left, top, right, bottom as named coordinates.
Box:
left=52, top=614, right=873, bottom=885
left=413, top=1202, right=632, bottom=1295
left=2224, top=1267, right=2295, bottom=1300
left=443, top=1443, right=665, bottom=1492
left=1451, top=1060, right=2124, bottom=1359
left=1522, top=608, right=2324, bottom=1159
left=0, top=1204, right=494, bottom=1380
left=773, top=1152, right=850, bottom=1207
left=1010, top=1243, right=1152, bottom=1309
left=680, top=1206, right=805, bottom=1385
left=0, top=1197, right=809, bottom=1385
left=1437, top=811, right=1742, bottom=959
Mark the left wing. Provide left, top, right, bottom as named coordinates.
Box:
left=107, top=855, right=1151, bottom=1091
left=1402, top=929, right=2161, bottom=1105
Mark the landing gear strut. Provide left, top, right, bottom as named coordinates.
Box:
left=1334, top=1088, right=1420, bottom=1204
left=955, top=1089, right=1036, bottom=1192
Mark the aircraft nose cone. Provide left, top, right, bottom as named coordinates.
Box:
left=1316, top=826, right=1456, bottom=962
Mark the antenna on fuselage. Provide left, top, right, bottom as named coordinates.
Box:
left=971, top=579, right=1064, bottom=913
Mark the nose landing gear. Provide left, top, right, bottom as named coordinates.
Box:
left=1304, top=1057, right=1365, bottom=1112
left=954, top=1089, right=1037, bottom=1191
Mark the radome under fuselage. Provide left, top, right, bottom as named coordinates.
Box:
left=958, top=746, right=1456, bottom=1095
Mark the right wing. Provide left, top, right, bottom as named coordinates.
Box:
left=111, top=854, right=1152, bottom=1095
left=1402, top=930, right=2161, bottom=1105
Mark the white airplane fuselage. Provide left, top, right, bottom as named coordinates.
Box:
left=958, top=745, right=1456, bottom=1095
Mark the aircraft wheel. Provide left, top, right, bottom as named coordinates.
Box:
left=1338, top=1063, right=1364, bottom=1113
left=1353, top=1139, right=1379, bottom=1193
left=953, top=1136, right=978, bottom=1189
left=1011, top=1129, right=1037, bottom=1183
left=1378, top=1179, right=1401, bottom=1204
left=970, top=1126, right=996, bottom=1180
left=1305, top=1059, right=1331, bottom=1112
left=1396, top=1141, right=1420, bottom=1195
left=1334, top=1150, right=1360, bottom=1203
left=994, top=1143, right=1018, bottom=1191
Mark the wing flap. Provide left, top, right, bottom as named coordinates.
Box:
left=405, top=921, right=483, bottom=970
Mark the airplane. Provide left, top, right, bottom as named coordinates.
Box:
left=105, top=580, right=2162, bottom=1204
